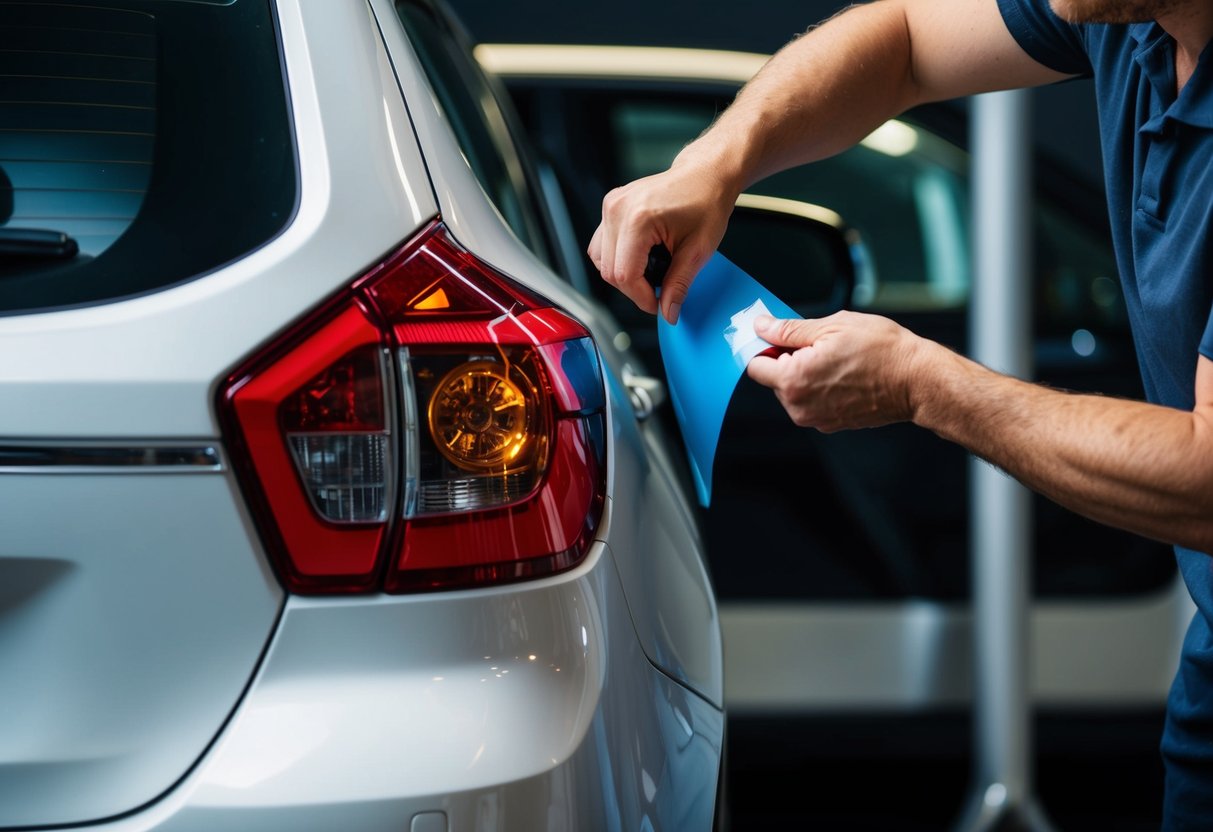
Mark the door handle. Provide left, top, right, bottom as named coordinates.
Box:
left=622, top=365, right=666, bottom=421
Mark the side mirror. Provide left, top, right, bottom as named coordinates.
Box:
left=719, top=194, right=857, bottom=318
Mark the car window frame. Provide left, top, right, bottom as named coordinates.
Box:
left=391, top=0, right=573, bottom=282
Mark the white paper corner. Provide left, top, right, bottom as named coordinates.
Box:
left=722, top=298, right=776, bottom=370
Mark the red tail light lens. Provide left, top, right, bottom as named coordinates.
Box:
left=282, top=344, right=392, bottom=524
left=219, top=220, right=606, bottom=594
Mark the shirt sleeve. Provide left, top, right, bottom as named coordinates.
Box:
left=1200, top=307, right=1213, bottom=363
left=997, top=0, right=1092, bottom=76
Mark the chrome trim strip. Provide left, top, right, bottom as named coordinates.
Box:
left=397, top=346, right=420, bottom=518
left=719, top=576, right=1194, bottom=712
left=0, top=443, right=224, bottom=474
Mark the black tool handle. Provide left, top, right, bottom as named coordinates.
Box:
left=643, top=244, right=671, bottom=288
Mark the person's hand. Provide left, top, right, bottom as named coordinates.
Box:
left=588, top=158, right=738, bottom=324
left=745, top=311, right=931, bottom=432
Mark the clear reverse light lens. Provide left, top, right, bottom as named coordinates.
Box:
left=287, top=432, right=390, bottom=522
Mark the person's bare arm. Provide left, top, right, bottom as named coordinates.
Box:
left=917, top=342, right=1213, bottom=553
left=589, top=0, right=1070, bottom=322
left=746, top=313, right=1213, bottom=554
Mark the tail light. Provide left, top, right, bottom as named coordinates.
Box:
left=219, top=219, right=606, bottom=594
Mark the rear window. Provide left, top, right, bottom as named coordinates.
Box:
left=0, top=0, right=297, bottom=315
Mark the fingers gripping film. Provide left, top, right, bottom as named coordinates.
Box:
left=753, top=314, right=826, bottom=348
left=747, top=311, right=922, bottom=432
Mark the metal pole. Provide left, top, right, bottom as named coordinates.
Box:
left=954, top=89, right=1056, bottom=832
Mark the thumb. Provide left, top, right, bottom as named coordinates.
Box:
left=754, top=315, right=820, bottom=348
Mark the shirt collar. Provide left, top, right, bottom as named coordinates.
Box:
left=1129, top=21, right=1157, bottom=45
left=1131, top=21, right=1213, bottom=130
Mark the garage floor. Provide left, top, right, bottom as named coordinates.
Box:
left=726, top=712, right=1165, bottom=831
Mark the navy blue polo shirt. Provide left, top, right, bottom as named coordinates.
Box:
left=998, top=0, right=1213, bottom=826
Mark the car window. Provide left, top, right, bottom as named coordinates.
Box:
left=393, top=2, right=552, bottom=269
left=0, top=0, right=296, bottom=315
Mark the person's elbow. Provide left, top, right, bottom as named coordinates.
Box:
left=1179, top=456, right=1213, bottom=555
left=1188, top=510, right=1213, bottom=556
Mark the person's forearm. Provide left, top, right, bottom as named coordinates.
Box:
left=910, top=342, right=1213, bottom=553
left=673, top=0, right=1066, bottom=194
left=673, top=2, right=920, bottom=193
left=590, top=0, right=1065, bottom=320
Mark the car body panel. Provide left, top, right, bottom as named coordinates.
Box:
left=0, top=466, right=281, bottom=827
left=36, top=544, right=722, bottom=832
left=371, top=0, right=723, bottom=709
left=367, top=0, right=600, bottom=336
left=598, top=381, right=723, bottom=708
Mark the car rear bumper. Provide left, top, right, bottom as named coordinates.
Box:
left=71, top=542, right=723, bottom=832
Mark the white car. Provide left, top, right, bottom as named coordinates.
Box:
left=0, top=3, right=725, bottom=830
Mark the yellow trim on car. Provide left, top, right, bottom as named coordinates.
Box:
left=474, top=43, right=768, bottom=85
left=734, top=193, right=844, bottom=230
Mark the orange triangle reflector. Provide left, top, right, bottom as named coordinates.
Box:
left=413, top=287, right=450, bottom=310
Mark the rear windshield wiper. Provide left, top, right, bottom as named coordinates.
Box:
left=0, top=228, right=79, bottom=260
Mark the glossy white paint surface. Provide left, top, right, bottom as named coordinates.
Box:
left=597, top=377, right=724, bottom=708
left=51, top=545, right=722, bottom=832
left=0, top=471, right=282, bottom=827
